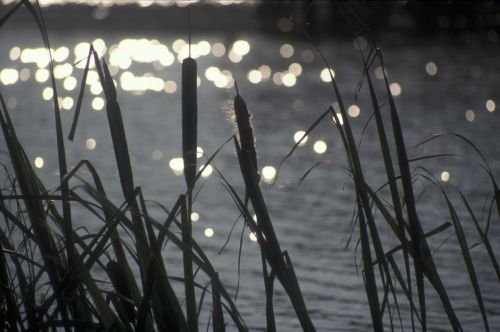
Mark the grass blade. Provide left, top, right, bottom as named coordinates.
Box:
left=0, top=243, right=20, bottom=331
left=378, top=50, right=462, bottom=331
left=458, top=191, right=500, bottom=281
left=420, top=171, right=489, bottom=331
left=93, top=52, right=151, bottom=284
left=0, top=1, right=22, bottom=29
left=68, top=44, right=93, bottom=141
left=212, top=273, right=225, bottom=332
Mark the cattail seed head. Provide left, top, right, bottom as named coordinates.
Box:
left=182, top=57, right=198, bottom=189
left=234, top=87, right=257, bottom=172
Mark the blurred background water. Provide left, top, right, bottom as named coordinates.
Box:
left=1, top=1, right=500, bottom=331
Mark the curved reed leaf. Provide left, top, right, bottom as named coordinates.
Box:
left=419, top=171, right=489, bottom=331
left=276, top=107, right=332, bottom=183
left=378, top=50, right=464, bottom=331
left=212, top=273, right=225, bottom=332
left=0, top=92, right=73, bottom=329
left=0, top=244, right=19, bottom=331
left=364, top=65, right=414, bottom=330
left=68, top=45, right=94, bottom=141
left=0, top=1, right=22, bottom=29
left=106, top=260, right=137, bottom=325
left=458, top=191, right=500, bottom=281
left=83, top=183, right=187, bottom=332
left=413, top=132, right=500, bottom=222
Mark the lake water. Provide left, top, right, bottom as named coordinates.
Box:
left=1, top=5, right=500, bottom=331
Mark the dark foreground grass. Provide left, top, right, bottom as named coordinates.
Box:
left=1, top=1, right=499, bottom=331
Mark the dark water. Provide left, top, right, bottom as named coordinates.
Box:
left=1, top=19, right=500, bottom=331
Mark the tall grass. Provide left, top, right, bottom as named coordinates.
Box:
left=0, top=1, right=499, bottom=331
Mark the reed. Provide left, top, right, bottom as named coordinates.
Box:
left=181, top=52, right=198, bottom=332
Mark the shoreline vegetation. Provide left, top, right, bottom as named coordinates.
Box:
left=1, top=1, right=499, bottom=331
left=1, top=2, right=500, bottom=40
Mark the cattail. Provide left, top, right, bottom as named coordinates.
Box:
left=234, top=83, right=258, bottom=173
left=182, top=57, right=198, bottom=190
left=181, top=51, right=199, bottom=331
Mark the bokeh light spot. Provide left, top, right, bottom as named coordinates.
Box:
left=85, top=138, right=96, bottom=150
left=288, top=63, right=302, bottom=76
left=441, top=171, right=450, bottom=182
left=279, top=43, right=294, bottom=58
left=293, top=130, right=308, bottom=146
left=35, top=69, right=49, bottom=83
left=191, top=212, right=200, bottom=222
left=204, top=228, right=214, bottom=238
left=390, top=83, right=402, bottom=96
left=63, top=76, right=77, bottom=91
left=19, top=68, right=31, bottom=81
left=465, top=109, right=475, bottom=122
left=42, top=87, right=53, bottom=101
left=34, top=157, right=44, bottom=168
left=92, top=97, right=105, bottom=111
left=9, top=47, right=21, bottom=61
left=348, top=105, right=361, bottom=118
left=248, top=69, right=262, bottom=84
left=313, top=140, right=327, bottom=154
left=425, top=62, right=438, bottom=76
left=261, top=166, right=276, bottom=184
left=232, top=40, right=250, bottom=56
left=62, top=96, right=74, bottom=110
left=164, top=80, right=177, bottom=94
left=211, top=43, right=226, bottom=57
left=169, top=157, right=184, bottom=176
left=320, top=68, right=335, bottom=82
left=486, top=99, right=496, bottom=112
left=282, top=72, right=296, bottom=87
left=249, top=232, right=258, bottom=242
left=199, top=164, right=213, bottom=178
left=0, top=68, right=19, bottom=85
left=258, top=65, right=271, bottom=80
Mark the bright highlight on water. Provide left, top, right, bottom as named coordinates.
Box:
left=390, top=82, right=402, bottom=96
left=191, top=212, right=200, bottom=222
left=85, top=138, right=96, bottom=150
left=426, top=62, right=438, bottom=76
left=320, top=67, right=335, bottom=82
left=34, top=157, right=44, bottom=168
left=441, top=171, right=450, bottom=182
left=261, top=166, right=277, bottom=183
left=313, top=140, right=327, bottom=154
left=294, top=130, right=308, bottom=146
left=169, top=157, right=184, bottom=176
left=348, top=105, right=361, bottom=118
left=204, top=227, right=214, bottom=238
left=466, top=109, right=475, bottom=122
